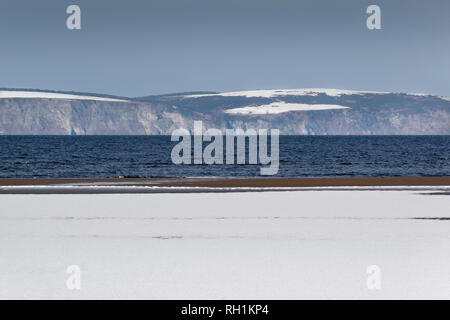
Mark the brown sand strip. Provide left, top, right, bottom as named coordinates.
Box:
left=0, top=178, right=153, bottom=186
left=0, top=176, right=449, bottom=187
left=155, top=176, right=450, bottom=188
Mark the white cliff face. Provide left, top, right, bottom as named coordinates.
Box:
left=0, top=99, right=176, bottom=135
left=0, top=89, right=448, bottom=135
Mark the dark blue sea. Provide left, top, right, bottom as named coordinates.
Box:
left=0, top=136, right=448, bottom=178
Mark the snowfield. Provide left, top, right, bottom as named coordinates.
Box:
left=224, top=102, right=350, bottom=115
left=0, top=189, right=449, bottom=299
left=185, top=88, right=388, bottom=98
left=0, top=90, right=128, bottom=102
left=185, top=88, right=450, bottom=101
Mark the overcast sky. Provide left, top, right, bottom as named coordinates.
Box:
left=0, top=0, right=449, bottom=97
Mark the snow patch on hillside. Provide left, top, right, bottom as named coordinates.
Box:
left=0, top=91, right=128, bottom=102
left=224, top=102, right=350, bottom=115
left=186, top=88, right=450, bottom=100
left=186, top=88, right=389, bottom=98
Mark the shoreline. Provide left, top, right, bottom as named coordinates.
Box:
left=0, top=176, right=449, bottom=187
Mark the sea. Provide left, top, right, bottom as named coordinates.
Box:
left=0, top=135, right=448, bottom=178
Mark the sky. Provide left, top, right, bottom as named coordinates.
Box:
left=0, top=0, right=449, bottom=97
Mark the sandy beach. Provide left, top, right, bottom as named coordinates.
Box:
left=1, top=175, right=449, bottom=299
left=0, top=176, right=449, bottom=188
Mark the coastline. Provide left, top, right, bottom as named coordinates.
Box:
left=0, top=176, right=449, bottom=187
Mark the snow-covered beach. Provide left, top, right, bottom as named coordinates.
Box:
left=0, top=187, right=449, bottom=299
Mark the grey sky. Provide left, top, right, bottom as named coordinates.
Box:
left=0, top=0, right=449, bottom=97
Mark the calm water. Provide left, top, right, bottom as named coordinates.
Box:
left=0, top=136, right=448, bottom=178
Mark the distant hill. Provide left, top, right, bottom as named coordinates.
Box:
left=0, top=88, right=129, bottom=101
left=0, top=88, right=448, bottom=135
